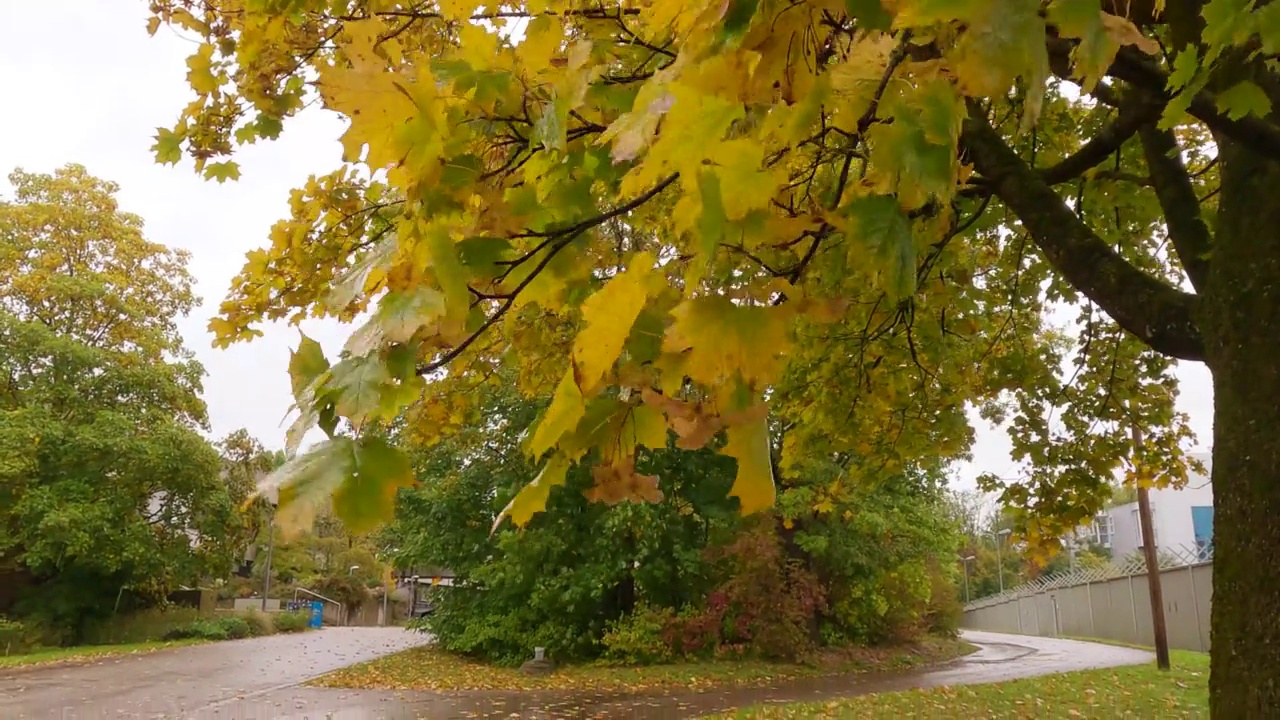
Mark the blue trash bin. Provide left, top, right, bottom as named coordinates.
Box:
left=309, top=600, right=324, bottom=629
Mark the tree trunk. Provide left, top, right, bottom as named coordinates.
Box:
left=1203, top=139, right=1280, bottom=716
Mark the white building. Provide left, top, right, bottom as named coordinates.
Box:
left=1077, top=453, right=1214, bottom=563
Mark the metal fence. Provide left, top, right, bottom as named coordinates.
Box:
left=962, top=543, right=1213, bottom=652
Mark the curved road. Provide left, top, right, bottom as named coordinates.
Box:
left=1, top=629, right=1152, bottom=719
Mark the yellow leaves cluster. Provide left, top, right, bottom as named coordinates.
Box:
left=665, top=297, right=793, bottom=389
left=151, top=0, right=1185, bottom=542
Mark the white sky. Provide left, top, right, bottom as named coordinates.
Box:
left=0, top=1, right=1216, bottom=488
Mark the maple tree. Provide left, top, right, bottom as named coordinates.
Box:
left=151, top=0, right=1280, bottom=711
left=382, top=376, right=958, bottom=663
left=0, top=165, right=237, bottom=640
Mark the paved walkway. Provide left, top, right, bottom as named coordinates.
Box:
left=0, top=627, right=430, bottom=719
left=0, top=629, right=1152, bottom=719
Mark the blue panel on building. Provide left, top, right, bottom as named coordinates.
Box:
left=1191, top=505, right=1214, bottom=559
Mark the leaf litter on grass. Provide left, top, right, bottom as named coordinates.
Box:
left=714, top=649, right=1209, bottom=719
left=310, top=638, right=975, bottom=694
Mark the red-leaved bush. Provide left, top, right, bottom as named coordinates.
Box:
left=661, top=519, right=826, bottom=662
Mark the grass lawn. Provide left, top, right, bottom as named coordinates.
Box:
left=312, top=637, right=976, bottom=693
left=0, top=638, right=208, bottom=670
left=716, top=650, right=1209, bottom=718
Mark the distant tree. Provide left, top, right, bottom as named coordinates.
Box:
left=945, top=488, right=997, bottom=542
left=0, top=165, right=234, bottom=642
left=218, top=428, right=285, bottom=567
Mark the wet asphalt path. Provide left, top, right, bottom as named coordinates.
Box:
left=0, top=629, right=1152, bottom=719
left=0, top=627, right=430, bottom=719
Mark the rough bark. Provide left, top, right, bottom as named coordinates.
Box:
left=1202, top=139, right=1280, bottom=717
left=1138, top=125, right=1213, bottom=292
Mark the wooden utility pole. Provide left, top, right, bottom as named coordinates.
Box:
left=1130, top=421, right=1171, bottom=670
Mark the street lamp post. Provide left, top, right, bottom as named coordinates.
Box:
left=989, top=528, right=1012, bottom=593
left=378, top=547, right=398, bottom=627
left=961, top=555, right=976, bottom=604
left=261, top=488, right=279, bottom=612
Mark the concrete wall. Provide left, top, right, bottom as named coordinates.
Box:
left=963, top=562, right=1213, bottom=652
left=313, top=594, right=409, bottom=627
left=232, top=598, right=281, bottom=612
left=168, top=588, right=216, bottom=614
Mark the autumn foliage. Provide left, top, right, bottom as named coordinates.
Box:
left=147, top=0, right=1280, bottom=709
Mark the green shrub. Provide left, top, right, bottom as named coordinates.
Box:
left=273, top=611, right=310, bottom=633
left=163, top=618, right=224, bottom=641
left=0, top=617, right=30, bottom=655
left=82, top=607, right=203, bottom=645
left=239, top=610, right=275, bottom=637
left=601, top=605, right=676, bottom=665
left=922, top=561, right=963, bottom=637
left=163, top=615, right=254, bottom=641
left=215, top=615, right=252, bottom=639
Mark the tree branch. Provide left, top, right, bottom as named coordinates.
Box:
left=1043, top=36, right=1280, bottom=161
left=1103, top=45, right=1280, bottom=161
left=415, top=174, right=679, bottom=376
left=961, top=109, right=1205, bottom=362
left=1138, top=124, right=1213, bottom=291
left=1039, top=98, right=1162, bottom=185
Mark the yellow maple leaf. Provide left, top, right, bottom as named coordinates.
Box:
left=494, top=454, right=571, bottom=530
left=571, top=251, right=656, bottom=394
left=663, top=296, right=793, bottom=388
left=438, top=0, right=480, bottom=22
left=720, top=410, right=776, bottom=515
left=527, top=368, right=586, bottom=458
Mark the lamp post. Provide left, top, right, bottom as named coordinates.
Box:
left=348, top=565, right=360, bottom=576
left=960, top=554, right=976, bottom=603
left=961, top=555, right=976, bottom=604
left=378, top=547, right=398, bottom=627
left=261, top=488, right=279, bottom=612
left=988, top=528, right=1012, bottom=593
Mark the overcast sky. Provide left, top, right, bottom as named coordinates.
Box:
left=0, top=1, right=1216, bottom=487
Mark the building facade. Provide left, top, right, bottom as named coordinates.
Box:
left=1076, top=453, right=1214, bottom=562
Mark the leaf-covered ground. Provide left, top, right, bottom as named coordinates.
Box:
left=715, top=650, right=1209, bottom=718
left=311, top=637, right=975, bottom=693
left=0, top=638, right=207, bottom=670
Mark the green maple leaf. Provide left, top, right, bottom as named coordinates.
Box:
left=203, top=161, right=241, bottom=183
left=845, top=0, right=894, bottom=32
left=266, top=436, right=415, bottom=535
left=288, top=332, right=330, bottom=399
left=1216, top=80, right=1273, bottom=121
left=333, top=437, right=416, bottom=534
left=330, top=357, right=392, bottom=425
left=268, top=437, right=357, bottom=533
left=152, top=128, right=183, bottom=165
left=842, top=194, right=916, bottom=301
left=718, top=0, right=760, bottom=48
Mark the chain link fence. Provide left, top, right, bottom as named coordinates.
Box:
left=963, top=543, right=1213, bottom=652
